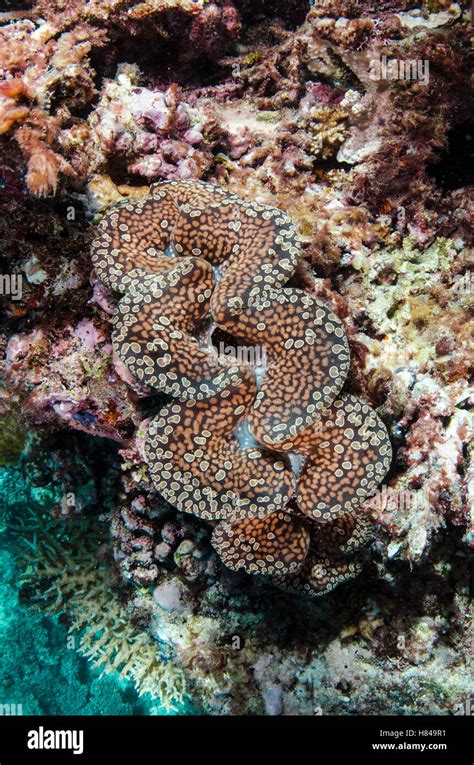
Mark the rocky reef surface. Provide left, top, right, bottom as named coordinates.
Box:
left=0, top=0, right=472, bottom=714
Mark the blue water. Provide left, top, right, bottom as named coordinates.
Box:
left=0, top=466, right=190, bottom=716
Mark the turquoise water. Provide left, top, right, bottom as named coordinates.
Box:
left=0, top=466, right=189, bottom=716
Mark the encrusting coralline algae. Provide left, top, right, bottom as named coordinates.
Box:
left=0, top=0, right=472, bottom=715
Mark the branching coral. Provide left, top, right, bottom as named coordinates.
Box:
left=14, top=509, right=187, bottom=711
left=92, top=180, right=392, bottom=595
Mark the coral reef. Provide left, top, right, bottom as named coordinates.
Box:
left=0, top=0, right=241, bottom=196
left=12, top=503, right=187, bottom=712
left=5, top=318, right=140, bottom=442
left=0, top=468, right=158, bottom=714
left=0, top=0, right=472, bottom=716
left=0, top=544, right=153, bottom=715
left=90, top=68, right=221, bottom=183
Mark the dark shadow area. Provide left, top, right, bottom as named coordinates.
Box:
left=234, top=0, right=310, bottom=28
left=427, top=121, right=474, bottom=192
left=20, top=428, right=123, bottom=516
left=0, top=0, right=34, bottom=11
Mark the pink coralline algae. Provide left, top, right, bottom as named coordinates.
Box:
left=5, top=321, right=139, bottom=443
left=0, top=0, right=241, bottom=196
left=91, top=179, right=392, bottom=595
left=90, top=73, right=220, bottom=183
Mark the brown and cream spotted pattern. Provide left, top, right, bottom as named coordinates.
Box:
left=144, top=366, right=296, bottom=521
left=212, top=511, right=310, bottom=576
left=293, top=394, right=392, bottom=522
left=91, top=180, right=392, bottom=596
